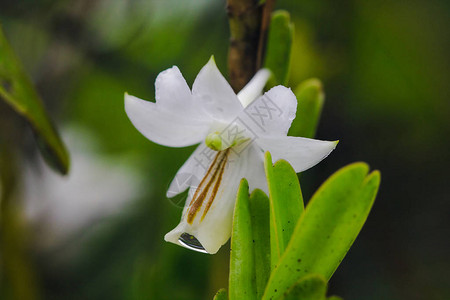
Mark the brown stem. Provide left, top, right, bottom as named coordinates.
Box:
left=256, top=0, right=276, bottom=70
left=226, top=0, right=263, bottom=92
left=227, top=0, right=276, bottom=92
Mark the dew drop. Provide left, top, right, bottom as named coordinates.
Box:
left=179, top=233, right=208, bottom=253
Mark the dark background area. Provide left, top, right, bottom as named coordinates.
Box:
left=0, top=0, right=449, bottom=299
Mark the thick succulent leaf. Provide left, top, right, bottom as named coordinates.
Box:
left=288, top=78, right=325, bottom=138
left=0, top=25, right=69, bottom=174
left=263, top=163, right=381, bottom=300
left=249, top=188, right=271, bottom=298
left=264, top=152, right=304, bottom=270
left=213, top=288, right=228, bottom=300
left=282, top=274, right=327, bottom=300
left=264, top=10, right=294, bottom=87
left=229, top=179, right=256, bottom=300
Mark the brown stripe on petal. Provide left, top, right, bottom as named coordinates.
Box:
left=188, top=151, right=222, bottom=207
left=201, top=151, right=228, bottom=221
left=187, top=149, right=230, bottom=224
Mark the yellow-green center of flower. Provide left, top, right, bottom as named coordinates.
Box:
left=205, top=132, right=230, bottom=151
left=205, top=130, right=250, bottom=151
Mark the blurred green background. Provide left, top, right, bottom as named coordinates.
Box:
left=0, top=0, right=449, bottom=299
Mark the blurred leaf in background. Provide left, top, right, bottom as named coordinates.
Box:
left=0, top=24, right=69, bottom=174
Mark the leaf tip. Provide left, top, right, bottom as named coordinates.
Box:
left=346, top=161, right=370, bottom=174
left=213, top=288, right=227, bottom=300
left=264, top=151, right=273, bottom=167
left=238, top=177, right=249, bottom=192
left=365, top=169, right=381, bottom=187
left=272, top=9, right=291, bottom=23
left=249, top=188, right=268, bottom=200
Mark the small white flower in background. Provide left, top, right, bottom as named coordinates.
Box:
left=23, top=126, right=144, bottom=250
left=125, top=57, right=337, bottom=254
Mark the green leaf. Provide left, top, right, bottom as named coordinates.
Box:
left=264, top=152, right=304, bottom=270
left=0, top=24, right=69, bottom=174
left=282, top=274, right=327, bottom=300
left=249, top=189, right=270, bottom=298
left=213, top=288, right=227, bottom=300
left=263, top=163, right=381, bottom=300
left=288, top=78, right=325, bottom=138
left=229, top=179, right=256, bottom=300
left=327, top=296, right=343, bottom=300
left=264, top=10, right=294, bottom=87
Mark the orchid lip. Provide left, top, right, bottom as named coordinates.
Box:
left=187, top=149, right=230, bottom=224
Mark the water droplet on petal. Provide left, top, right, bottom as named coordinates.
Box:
left=179, top=233, right=208, bottom=253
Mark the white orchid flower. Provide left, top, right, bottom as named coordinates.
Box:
left=125, top=57, right=337, bottom=254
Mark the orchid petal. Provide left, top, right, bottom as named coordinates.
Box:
left=166, top=143, right=214, bottom=198
left=239, top=86, right=297, bottom=137
left=125, top=94, right=211, bottom=147
left=164, top=149, right=251, bottom=254
left=192, top=56, right=242, bottom=121
left=237, top=69, right=271, bottom=108
left=241, top=144, right=268, bottom=194
left=257, top=136, right=338, bottom=173
left=155, top=66, right=204, bottom=115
